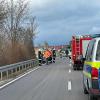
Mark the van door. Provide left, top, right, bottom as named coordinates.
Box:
left=83, top=40, right=95, bottom=89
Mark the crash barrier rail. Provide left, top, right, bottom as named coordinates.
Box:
left=0, top=59, right=39, bottom=81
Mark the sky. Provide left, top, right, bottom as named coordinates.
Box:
left=30, top=0, right=100, bottom=46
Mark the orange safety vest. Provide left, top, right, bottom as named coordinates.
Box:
left=44, top=50, right=52, bottom=58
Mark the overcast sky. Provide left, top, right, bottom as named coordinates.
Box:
left=30, top=0, right=100, bottom=46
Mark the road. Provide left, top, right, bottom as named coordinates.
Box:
left=0, top=57, right=88, bottom=100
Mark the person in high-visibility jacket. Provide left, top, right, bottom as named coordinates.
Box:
left=52, top=48, right=56, bottom=63
left=38, top=49, right=43, bottom=66
left=43, top=49, right=52, bottom=65
left=48, top=49, right=52, bottom=63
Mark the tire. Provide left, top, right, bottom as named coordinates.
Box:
left=83, top=85, right=88, bottom=94
left=39, top=64, right=42, bottom=66
left=73, top=67, right=76, bottom=70
left=80, top=67, right=83, bottom=70
left=89, top=95, right=98, bottom=100
left=83, top=78, right=88, bottom=94
left=73, top=64, right=76, bottom=70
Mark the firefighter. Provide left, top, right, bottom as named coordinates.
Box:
left=52, top=48, right=56, bottom=63
left=59, top=49, right=62, bottom=58
left=48, top=49, right=52, bottom=63
left=43, top=49, right=51, bottom=65
left=38, top=49, right=43, bottom=66
left=65, top=49, right=68, bottom=57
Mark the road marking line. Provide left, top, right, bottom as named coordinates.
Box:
left=68, top=81, right=72, bottom=91
left=0, top=67, right=40, bottom=90
left=68, top=69, right=71, bottom=73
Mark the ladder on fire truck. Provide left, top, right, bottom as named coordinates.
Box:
left=75, top=36, right=80, bottom=56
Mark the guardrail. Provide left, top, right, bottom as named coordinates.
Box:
left=0, top=59, right=39, bottom=81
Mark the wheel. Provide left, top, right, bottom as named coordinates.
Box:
left=89, top=95, right=98, bottom=100
left=39, top=64, right=42, bottom=66
left=73, top=67, right=76, bottom=70
left=83, top=79, right=88, bottom=94
left=77, top=67, right=79, bottom=70
left=80, top=67, right=83, bottom=70
left=73, top=64, right=76, bottom=70
left=83, top=85, right=88, bottom=94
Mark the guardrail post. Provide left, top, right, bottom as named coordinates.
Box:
left=24, top=64, right=26, bottom=70
left=15, top=68, right=17, bottom=73
left=33, top=62, right=34, bottom=67
left=6, top=71, right=9, bottom=79
left=11, top=69, right=13, bottom=76
left=29, top=63, right=31, bottom=68
left=22, top=65, right=24, bottom=70
left=31, top=63, right=32, bottom=67
left=1, top=72, right=3, bottom=80
left=19, top=66, right=20, bottom=72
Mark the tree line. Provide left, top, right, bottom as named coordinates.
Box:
left=0, top=0, right=37, bottom=66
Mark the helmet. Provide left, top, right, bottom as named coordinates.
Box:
left=39, top=48, right=42, bottom=51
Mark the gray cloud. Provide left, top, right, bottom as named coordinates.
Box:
left=33, top=0, right=100, bottom=45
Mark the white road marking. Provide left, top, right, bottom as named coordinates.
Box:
left=69, top=63, right=71, bottom=67
left=68, top=69, right=71, bottom=73
left=68, top=81, right=72, bottom=91
left=0, top=67, right=40, bottom=90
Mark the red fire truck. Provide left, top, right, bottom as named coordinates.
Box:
left=71, top=35, right=92, bottom=70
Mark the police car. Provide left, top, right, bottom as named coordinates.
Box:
left=83, top=38, right=100, bottom=100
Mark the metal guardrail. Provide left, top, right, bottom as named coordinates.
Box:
left=0, top=59, right=39, bottom=81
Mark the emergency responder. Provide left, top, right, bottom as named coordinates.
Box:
left=43, top=49, right=51, bottom=65
left=38, top=49, right=43, bottom=66
left=65, top=49, right=68, bottom=57
left=59, top=49, right=62, bottom=58
left=48, top=49, right=52, bottom=63
left=52, top=48, right=56, bottom=63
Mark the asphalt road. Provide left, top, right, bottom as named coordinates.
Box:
left=0, top=57, right=89, bottom=100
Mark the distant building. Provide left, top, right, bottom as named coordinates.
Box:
left=48, top=45, right=67, bottom=50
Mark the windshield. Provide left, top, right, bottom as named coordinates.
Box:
left=96, top=40, right=100, bottom=61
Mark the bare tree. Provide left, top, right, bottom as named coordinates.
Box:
left=0, top=0, right=7, bottom=47
left=23, top=17, right=37, bottom=58
left=4, top=0, right=29, bottom=46
left=0, top=0, right=37, bottom=65
left=0, top=0, right=7, bottom=23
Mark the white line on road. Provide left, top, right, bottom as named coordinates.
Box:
left=0, top=67, right=40, bottom=90
left=69, top=63, right=71, bottom=67
left=68, top=81, right=72, bottom=91
left=68, top=69, right=71, bottom=73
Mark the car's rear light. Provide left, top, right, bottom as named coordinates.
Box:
left=91, top=67, right=98, bottom=79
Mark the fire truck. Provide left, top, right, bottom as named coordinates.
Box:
left=71, top=35, right=92, bottom=70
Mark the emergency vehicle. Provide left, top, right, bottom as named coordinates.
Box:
left=83, top=37, right=100, bottom=100
left=71, top=35, right=92, bottom=70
